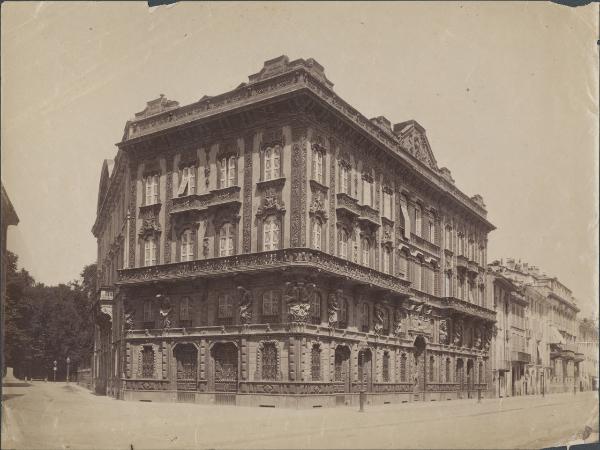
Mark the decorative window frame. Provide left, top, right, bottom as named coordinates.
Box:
left=259, top=129, right=285, bottom=182
left=339, top=159, right=352, bottom=196
left=311, top=142, right=326, bottom=185
left=216, top=142, right=239, bottom=189
left=256, top=340, right=283, bottom=381
left=214, top=208, right=241, bottom=257
left=177, top=225, right=197, bottom=262
left=138, top=344, right=159, bottom=379
left=310, top=342, right=323, bottom=381
left=142, top=169, right=161, bottom=206
left=261, top=289, right=281, bottom=321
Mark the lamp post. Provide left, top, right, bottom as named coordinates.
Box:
left=53, top=360, right=57, bottom=382
left=541, top=371, right=545, bottom=397
left=66, top=357, right=71, bottom=383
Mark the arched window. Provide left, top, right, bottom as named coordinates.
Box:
left=339, top=229, right=349, bottom=260
left=217, top=294, right=233, bottom=324
left=414, top=205, right=422, bottom=237
left=312, top=221, right=322, bottom=250
left=219, top=223, right=234, bottom=257
left=340, top=163, right=350, bottom=195
left=311, top=344, right=321, bottom=381
left=361, top=303, right=369, bottom=332
left=264, top=145, right=281, bottom=181
left=361, top=237, right=370, bottom=267
left=180, top=229, right=194, bottom=262
left=310, top=292, right=321, bottom=324
left=382, top=352, right=390, bottom=382
left=263, top=216, right=280, bottom=251
left=262, top=290, right=280, bottom=320
left=219, top=155, right=237, bottom=188
left=400, top=353, right=407, bottom=382
left=446, top=358, right=451, bottom=382
left=362, top=177, right=373, bottom=207
left=429, top=355, right=435, bottom=382
left=262, top=342, right=278, bottom=380
left=179, top=297, right=191, bottom=327
left=382, top=246, right=391, bottom=274
left=144, top=236, right=157, bottom=266
left=313, top=148, right=324, bottom=183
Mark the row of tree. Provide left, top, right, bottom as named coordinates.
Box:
left=4, top=251, right=96, bottom=380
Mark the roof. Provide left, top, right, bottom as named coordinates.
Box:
left=1, top=181, right=19, bottom=226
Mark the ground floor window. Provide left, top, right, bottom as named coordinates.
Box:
left=262, top=342, right=278, bottom=380
left=382, top=352, right=390, bottom=382
left=141, top=346, right=154, bottom=378
left=311, top=344, right=321, bottom=381
left=400, top=353, right=407, bottom=382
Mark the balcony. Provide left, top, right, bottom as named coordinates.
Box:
left=358, top=204, right=381, bottom=227
left=456, top=255, right=468, bottom=270
left=170, top=186, right=241, bottom=216
left=511, top=351, right=531, bottom=363
left=440, top=296, right=496, bottom=322
left=410, top=233, right=440, bottom=257
left=117, top=248, right=411, bottom=295
left=467, top=260, right=479, bottom=275
left=336, top=193, right=361, bottom=218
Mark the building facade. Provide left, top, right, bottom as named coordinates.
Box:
left=577, top=318, right=599, bottom=391
left=1, top=182, right=19, bottom=377
left=488, top=259, right=587, bottom=397
left=92, top=56, right=496, bottom=407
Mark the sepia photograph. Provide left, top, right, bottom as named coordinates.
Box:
left=1, top=1, right=598, bottom=449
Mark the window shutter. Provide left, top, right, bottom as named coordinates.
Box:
left=228, top=157, right=236, bottom=187
left=264, top=223, right=271, bottom=250
left=265, top=149, right=271, bottom=181
left=273, top=148, right=280, bottom=178
left=177, top=169, right=188, bottom=196
left=145, top=240, right=150, bottom=266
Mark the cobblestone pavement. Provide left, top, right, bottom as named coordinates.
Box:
left=2, top=381, right=598, bottom=449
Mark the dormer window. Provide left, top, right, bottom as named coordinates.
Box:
left=144, top=174, right=159, bottom=205
left=177, top=166, right=196, bottom=197
left=263, top=145, right=281, bottom=181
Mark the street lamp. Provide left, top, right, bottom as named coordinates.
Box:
left=66, top=357, right=71, bottom=383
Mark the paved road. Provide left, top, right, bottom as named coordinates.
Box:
left=2, top=381, right=598, bottom=449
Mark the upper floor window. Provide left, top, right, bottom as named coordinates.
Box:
left=414, top=205, right=422, bottom=237
left=338, top=296, right=348, bottom=328
left=144, top=236, right=157, bottom=266
left=362, top=177, right=373, bottom=207
left=219, top=223, right=234, bottom=257
left=382, top=246, right=392, bottom=274
left=383, top=190, right=392, bottom=220
left=479, top=246, right=485, bottom=265
left=219, top=155, right=236, bottom=188
left=458, top=233, right=465, bottom=256
left=339, top=229, right=349, bottom=260
left=361, top=238, right=370, bottom=267
left=180, top=229, right=194, bottom=262
left=312, top=221, right=322, bottom=250
left=313, top=147, right=324, bottom=183
left=310, top=292, right=321, bottom=324
left=264, top=145, right=281, bottom=181
left=217, top=294, right=233, bottom=319
left=179, top=297, right=191, bottom=327
left=361, top=303, right=369, bottom=332
left=145, top=174, right=159, bottom=205
left=143, top=299, right=153, bottom=323
left=339, top=163, right=351, bottom=195
left=445, top=226, right=453, bottom=250
left=262, top=290, right=280, bottom=318
left=177, top=166, right=196, bottom=197
left=445, top=272, right=452, bottom=297
left=428, top=220, right=435, bottom=243
left=263, top=216, right=280, bottom=251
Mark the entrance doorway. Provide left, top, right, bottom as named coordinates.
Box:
left=211, top=342, right=238, bottom=404
left=334, top=345, right=351, bottom=400
left=174, top=343, right=197, bottom=402
left=413, top=336, right=426, bottom=399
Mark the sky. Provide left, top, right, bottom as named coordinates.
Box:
left=1, top=2, right=598, bottom=318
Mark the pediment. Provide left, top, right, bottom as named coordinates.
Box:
left=393, top=120, right=438, bottom=170
left=134, top=94, right=180, bottom=120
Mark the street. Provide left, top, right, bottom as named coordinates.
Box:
left=2, top=382, right=598, bottom=449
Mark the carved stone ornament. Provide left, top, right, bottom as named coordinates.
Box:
left=124, top=307, right=135, bottom=331
left=139, top=219, right=161, bottom=237
left=156, top=294, right=172, bottom=329
left=373, top=304, right=385, bottom=335
left=327, top=290, right=341, bottom=328
left=257, top=188, right=285, bottom=217
left=237, top=286, right=253, bottom=324
left=439, top=318, right=449, bottom=345
left=309, top=193, right=328, bottom=221
left=392, top=309, right=405, bottom=337
left=284, top=281, right=314, bottom=322
left=453, top=318, right=463, bottom=346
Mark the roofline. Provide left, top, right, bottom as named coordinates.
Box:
left=1, top=182, right=19, bottom=226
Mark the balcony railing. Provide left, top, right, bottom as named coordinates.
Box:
left=441, top=296, right=496, bottom=322
left=456, top=255, right=468, bottom=269
left=171, top=186, right=241, bottom=215
left=411, top=233, right=441, bottom=257
left=118, top=248, right=412, bottom=295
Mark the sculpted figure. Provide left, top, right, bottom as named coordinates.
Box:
left=124, top=305, right=135, bottom=331
left=373, top=304, right=385, bottom=335
left=474, top=327, right=482, bottom=349
left=438, top=319, right=448, bottom=345
left=156, top=294, right=172, bottom=329
left=237, top=286, right=253, bottom=324
left=453, top=318, right=463, bottom=346
left=393, top=309, right=404, bottom=337
left=327, top=291, right=340, bottom=328
left=287, top=281, right=314, bottom=322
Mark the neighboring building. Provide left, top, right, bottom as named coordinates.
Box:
left=1, top=182, right=19, bottom=377
left=92, top=55, right=496, bottom=407
left=488, top=259, right=585, bottom=396
left=577, top=318, right=599, bottom=391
